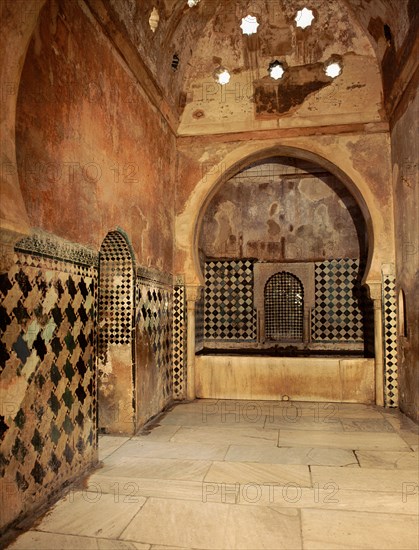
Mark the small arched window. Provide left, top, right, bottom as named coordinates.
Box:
left=264, top=272, right=304, bottom=341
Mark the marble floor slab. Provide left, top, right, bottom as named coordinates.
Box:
left=105, top=441, right=229, bottom=462
left=310, top=465, right=419, bottom=492
left=301, top=509, right=419, bottom=549
left=226, top=401, right=384, bottom=420
left=120, top=497, right=302, bottom=549
left=355, top=450, right=419, bottom=469
left=8, top=531, right=150, bottom=549
left=99, top=436, right=131, bottom=461
left=6, top=400, right=419, bottom=550
left=34, top=491, right=146, bottom=539
left=97, top=457, right=212, bottom=481
left=160, top=411, right=267, bottom=427
left=277, top=429, right=411, bottom=450
left=399, top=431, right=419, bottom=449
left=85, top=475, right=206, bottom=502
left=133, top=425, right=182, bottom=442
left=170, top=425, right=279, bottom=446
left=340, top=418, right=395, bottom=432
left=225, top=445, right=359, bottom=466
left=204, top=461, right=311, bottom=487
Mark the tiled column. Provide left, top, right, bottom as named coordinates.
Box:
left=185, top=285, right=202, bottom=401
left=368, top=282, right=384, bottom=406
left=381, top=265, right=398, bottom=407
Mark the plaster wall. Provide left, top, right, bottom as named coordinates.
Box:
left=175, top=132, right=395, bottom=286
left=391, top=84, right=419, bottom=423
left=199, top=161, right=365, bottom=262
left=15, top=0, right=176, bottom=273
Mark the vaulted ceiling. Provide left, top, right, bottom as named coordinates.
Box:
left=86, top=0, right=415, bottom=112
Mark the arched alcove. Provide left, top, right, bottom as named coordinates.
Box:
left=193, top=153, right=377, bottom=403
left=98, top=229, right=136, bottom=434
left=197, top=156, right=373, bottom=355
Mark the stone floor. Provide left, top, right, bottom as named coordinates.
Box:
left=7, top=400, right=419, bottom=549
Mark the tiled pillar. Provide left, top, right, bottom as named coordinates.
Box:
left=382, top=265, right=398, bottom=407
left=368, top=282, right=384, bottom=406
left=185, top=285, right=202, bottom=401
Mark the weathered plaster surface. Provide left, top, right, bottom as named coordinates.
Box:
left=391, top=86, right=419, bottom=423
left=178, top=0, right=383, bottom=135
left=175, top=133, right=394, bottom=285
left=0, top=0, right=46, bottom=241
left=200, top=160, right=366, bottom=262
left=15, top=0, right=176, bottom=272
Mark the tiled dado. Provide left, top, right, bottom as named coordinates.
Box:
left=204, top=258, right=368, bottom=344
left=136, top=267, right=173, bottom=402
left=382, top=272, right=398, bottom=407
left=204, top=260, right=257, bottom=341
left=173, top=285, right=187, bottom=399
left=0, top=251, right=97, bottom=530
left=312, top=259, right=365, bottom=342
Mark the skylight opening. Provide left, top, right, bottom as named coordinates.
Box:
left=214, top=68, right=231, bottom=85
left=268, top=60, right=285, bottom=80
left=149, top=7, right=159, bottom=33
left=240, top=15, right=259, bottom=35
left=295, top=7, right=314, bottom=29
left=324, top=62, right=342, bottom=78
left=187, top=0, right=200, bottom=7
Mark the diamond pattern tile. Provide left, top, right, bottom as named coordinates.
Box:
left=1, top=251, right=97, bottom=523
left=173, top=285, right=187, bottom=399
left=312, top=259, right=364, bottom=342
left=98, top=231, right=134, bottom=361
left=136, top=279, right=173, bottom=400
left=382, top=274, right=398, bottom=407
left=204, top=260, right=257, bottom=341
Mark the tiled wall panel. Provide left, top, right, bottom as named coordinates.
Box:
left=312, top=259, right=364, bottom=342
left=204, top=260, right=257, bottom=341
left=382, top=273, right=398, bottom=407
left=173, top=285, right=187, bottom=399
left=0, top=251, right=97, bottom=530
left=195, top=293, right=204, bottom=352
left=135, top=269, right=173, bottom=423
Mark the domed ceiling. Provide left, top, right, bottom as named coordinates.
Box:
left=82, top=0, right=416, bottom=133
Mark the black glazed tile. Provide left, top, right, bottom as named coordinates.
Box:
left=66, top=277, right=77, bottom=300
left=0, top=274, right=13, bottom=297
left=31, top=461, right=46, bottom=484
left=33, top=333, right=47, bottom=361
left=13, top=334, right=31, bottom=365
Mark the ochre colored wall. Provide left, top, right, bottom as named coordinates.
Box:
left=391, top=87, right=419, bottom=423
left=15, top=0, right=176, bottom=273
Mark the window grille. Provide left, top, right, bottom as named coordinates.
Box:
left=264, top=272, right=304, bottom=341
